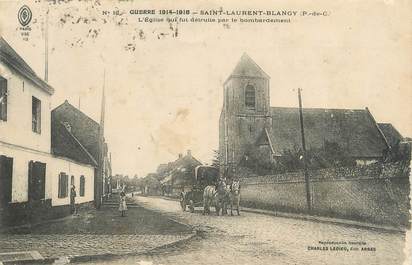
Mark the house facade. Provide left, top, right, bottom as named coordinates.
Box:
left=51, top=100, right=111, bottom=208
left=219, top=54, right=391, bottom=176
left=0, top=37, right=95, bottom=226
left=157, top=150, right=202, bottom=196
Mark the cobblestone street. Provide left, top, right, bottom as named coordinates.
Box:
left=82, top=196, right=408, bottom=265
left=0, top=198, right=192, bottom=261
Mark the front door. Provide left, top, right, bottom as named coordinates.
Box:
left=28, top=161, right=46, bottom=201
left=0, top=155, right=13, bottom=206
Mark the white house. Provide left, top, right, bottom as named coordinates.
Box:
left=0, top=36, right=95, bottom=226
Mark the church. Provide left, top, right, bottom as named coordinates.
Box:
left=219, top=54, right=394, bottom=176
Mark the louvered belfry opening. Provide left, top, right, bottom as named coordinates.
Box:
left=245, top=84, right=255, bottom=109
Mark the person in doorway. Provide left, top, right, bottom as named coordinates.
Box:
left=119, top=189, right=127, bottom=217
left=70, top=184, right=77, bottom=215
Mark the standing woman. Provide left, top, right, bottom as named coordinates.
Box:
left=70, top=184, right=77, bottom=215
left=119, top=189, right=127, bottom=217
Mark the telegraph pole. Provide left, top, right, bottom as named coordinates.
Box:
left=298, top=88, right=312, bottom=212
left=44, top=8, right=49, bottom=82
left=96, top=69, right=106, bottom=209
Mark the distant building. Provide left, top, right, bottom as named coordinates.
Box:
left=159, top=150, right=202, bottom=196
left=219, top=54, right=393, bottom=175
left=0, top=37, right=96, bottom=226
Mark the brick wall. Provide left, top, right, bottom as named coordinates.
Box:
left=240, top=162, right=411, bottom=227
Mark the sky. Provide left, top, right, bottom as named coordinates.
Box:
left=0, top=0, right=411, bottom=177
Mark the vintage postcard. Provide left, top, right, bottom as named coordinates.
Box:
left=0, top=0, right=411, bottom=264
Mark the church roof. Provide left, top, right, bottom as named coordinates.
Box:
left=0, top=36, right=54, bottom=95
left=266, top=107, right=389, bottom=158
left=225, top=53, right=270, bottom=84
left=378, top=123, right=403, bottom=147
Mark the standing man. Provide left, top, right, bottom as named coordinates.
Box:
left=70, top=184, right=77, bottom=215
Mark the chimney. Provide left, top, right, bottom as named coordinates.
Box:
left=187, top=150, right=192, bottom=156
left=178, top=153, right=183, bottom=159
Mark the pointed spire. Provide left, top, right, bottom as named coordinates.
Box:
left=228, top=53, right=270, bottom=80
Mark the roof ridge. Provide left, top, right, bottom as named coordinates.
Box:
left=54, top=100, right=99, bottom=126
left=0, top=36, right=54, bottom=94
left=0, top=36, right=36, bottom=74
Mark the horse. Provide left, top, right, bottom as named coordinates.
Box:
left=203, top=179, right=229, bottom=215
left=203, top=185, right=215, bottom=215
left=216, top=179, right=233, bottom=216
left=229, top=179, right=241, bottom=216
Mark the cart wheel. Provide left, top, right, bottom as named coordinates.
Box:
left=189, top=200, right=195, bottom=213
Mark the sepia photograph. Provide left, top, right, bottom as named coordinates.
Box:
left=0, top=0, right=411, bottom=264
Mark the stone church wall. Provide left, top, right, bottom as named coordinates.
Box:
left=240, top=162, right=411, bottom=227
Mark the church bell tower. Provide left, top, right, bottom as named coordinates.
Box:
left=219, top=53, right=272, bottom=176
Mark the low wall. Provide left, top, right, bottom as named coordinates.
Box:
left=241, top=163, right=411, bottom=227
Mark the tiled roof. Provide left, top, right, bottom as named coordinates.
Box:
left=268, top=107, right=389, bottom=158
left=0, top=36, right=54, bottom=95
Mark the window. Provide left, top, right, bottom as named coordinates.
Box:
left=245, top=85, right=255, bottom=109
left=32, top=96, right=41, bottom=133
left=80, top=175, right=85, bottom=197
left=58, top=172, right=68, bottom=198
left=0, top=76, right=7, bottom=121
left=71, top=175, right=74, bottom=186
left=28, top=161, right=46, bottom=201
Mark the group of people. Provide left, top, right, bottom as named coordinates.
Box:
left=69, top=184, right=128, bottom=217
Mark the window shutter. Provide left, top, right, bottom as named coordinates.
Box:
left=64, top=174, right=68, bottom=197
left=58, top=173, right=63, bottom=198
left=80, top=176, right=85, bottom=196
left=58, top=172, right=68, bottom=198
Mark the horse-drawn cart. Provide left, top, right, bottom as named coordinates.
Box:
left=180, top=166, right=219, bottom=213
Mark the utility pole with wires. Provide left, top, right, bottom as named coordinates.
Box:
left=96, top=69, right=106, bottom=209
left=44, top=8, right=49, bottom=82
left=298, top=88, right=312, bottom=212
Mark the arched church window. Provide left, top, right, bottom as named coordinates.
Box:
left=245, top=85, right=255, bottom=109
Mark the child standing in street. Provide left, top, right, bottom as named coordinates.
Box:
left=119, top=189, right=127, bottom=217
